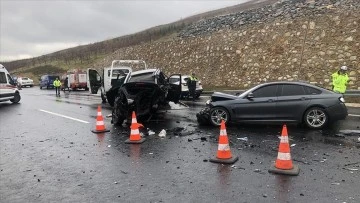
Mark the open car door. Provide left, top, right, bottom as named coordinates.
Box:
left=167, top=74, right=182, bottom=103
left=87, top=68, right=102, bottom=94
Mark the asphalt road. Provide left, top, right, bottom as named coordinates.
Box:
left=0, top=87, right=359, bottom=203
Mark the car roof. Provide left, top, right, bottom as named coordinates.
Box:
left=259, top=81, right=320, bottom=88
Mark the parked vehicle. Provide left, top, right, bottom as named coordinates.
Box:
left=67, top=69, right=88, bottom=91
left=169, top=75, right=203, bottom=99
left=0, top=64, right=21, bottom=103
left=39, top=75, right=59, bottom=89
left=197, top=81, right=348, bottom=129
left=17, top=77, right=34, bottom=87
left=87, top=60, right=143, bottom=105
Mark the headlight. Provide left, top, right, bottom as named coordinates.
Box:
left=206, top=100, right=211, bottom=105
left=339, top=97, right=345, bottom=103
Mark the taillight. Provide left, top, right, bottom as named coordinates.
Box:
left=339, top=97, right=345, bottom=103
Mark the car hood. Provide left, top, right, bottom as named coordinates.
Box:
left=211, top=92, right=238, bottom=102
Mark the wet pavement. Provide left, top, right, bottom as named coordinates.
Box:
left=0, top=87, right=359, bottom=203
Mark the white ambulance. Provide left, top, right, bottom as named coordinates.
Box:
left=0, top=64, right=21, bottom=103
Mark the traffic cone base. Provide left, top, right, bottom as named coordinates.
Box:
left=209, top=156, right=239, bottom=164
left=268, top=163, right=299, bottom=176
left=125, top=137, right=146, bottom=144
left=91, top=129, right=110, bottom=133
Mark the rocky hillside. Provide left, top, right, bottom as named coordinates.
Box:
left=93, top=0, right=359, bottom=90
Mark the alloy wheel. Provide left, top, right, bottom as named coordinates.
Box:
left=210, top=107, right=229, bottom=126
left=305, top=108, right=327, bottom=128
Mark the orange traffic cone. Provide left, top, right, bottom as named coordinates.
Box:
left=91, top=105, right=110, bottom=133
left=269, top=124, right=299, bottom=175
left=125, top=111, right=146, bottom=144
left=210, top=120, right=238, bottom=164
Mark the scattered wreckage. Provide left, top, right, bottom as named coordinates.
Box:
left=87, top=60, right=182, bottom=125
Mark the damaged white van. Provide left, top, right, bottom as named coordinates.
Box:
left=0, top=64, right=21, bottom=103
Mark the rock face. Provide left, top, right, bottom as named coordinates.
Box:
left=94, top=0, right=360, bottom=90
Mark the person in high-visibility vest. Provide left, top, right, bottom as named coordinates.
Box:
left=331, top=66, right=349, bottom=94
left=187, top=73, right=198, bottom=101
left=53, top=78, right=61, bottom=96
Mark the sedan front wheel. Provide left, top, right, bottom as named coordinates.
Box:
left=209, top=107, right=230, bottom=126
left=304, top=107, right=328, bottom=129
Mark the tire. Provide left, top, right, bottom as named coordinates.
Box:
left=10, top=92, right=21, bottom=103
left=209, top=107, right=230, bottom=126
left=303, top=107, right=328, bottom=129
left=40, top=86, right=42, bottom=89
left=112, top=92, right=127, bottom=126
left=91, top=88, right=97, bottom=94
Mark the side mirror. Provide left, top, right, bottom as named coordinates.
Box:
left=247, top=92, right=254, bottom=99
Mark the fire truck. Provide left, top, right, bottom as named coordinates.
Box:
left=66, top=69, right=88, bottom=91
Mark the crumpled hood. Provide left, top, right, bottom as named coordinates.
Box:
left=211, top=92, right=238, bottom=102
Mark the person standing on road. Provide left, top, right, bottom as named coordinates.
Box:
left=53, top=78, right=61, bottom=96
left=63, top=77, right=70, bottom=93
left=331, top=65, right=349, bottom=94
left=188, top=73, right=198, bottom=101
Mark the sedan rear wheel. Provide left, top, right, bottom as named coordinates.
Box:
left=304, top=107, right=328, bottom=129
left=209, top=107, right=229, bottom=126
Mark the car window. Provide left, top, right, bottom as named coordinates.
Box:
left=305, top=86, right=322, bottom=95
left=108, top=69, right=129, bottom=77
left=129, top=72, right=154, bottom=83
left=169, top=78, right=180, bottom=83
left=7, top=74, right=15, bottom=85
left=280, top=84, right=305, bottom=96
left=252, top=85, right=278, bottom=98
left=22, top=77, right=29, bottom=80
left=0, top=72, right=7, bottom=83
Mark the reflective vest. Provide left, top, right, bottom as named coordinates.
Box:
left=189, top=76, right=198, bottom=81
left=53, top=80, right=61, bottom=87
left=331, top=71, right=349, bottom=93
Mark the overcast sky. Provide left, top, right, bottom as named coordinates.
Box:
left=0, top=0, right=248, bottom=62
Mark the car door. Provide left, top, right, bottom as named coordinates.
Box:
left=234, top=84, right=278, bottom=121
left=0, top=72, right=11, bottom=99
left=276, top=84, right=310, bottom=121
left=87, top=68, right=102, bottom=94
left=166, top=74, right=182, bottom=104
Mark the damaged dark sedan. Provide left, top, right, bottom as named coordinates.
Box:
left=112, top=68, right=181, bottom=125
left=197, top=81, right=348, bottom=129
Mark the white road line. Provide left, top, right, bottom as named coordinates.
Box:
left=39, top=109, right=90, bottom=124
left=348, top=114, right=360, bottom=117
